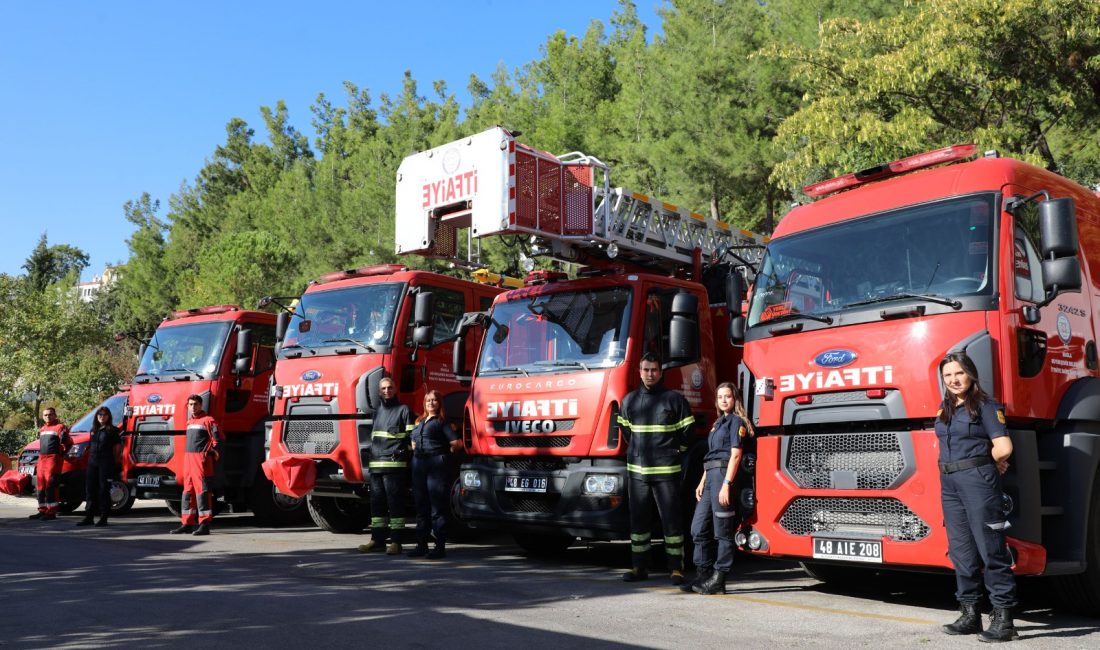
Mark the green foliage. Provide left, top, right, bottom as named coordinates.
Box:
left=22, top=233, right=90, bottom=292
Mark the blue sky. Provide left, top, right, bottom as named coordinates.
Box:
left=0, top=1, right=661, bottom=279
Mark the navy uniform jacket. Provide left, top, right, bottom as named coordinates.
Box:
left=618, top=383, right=695, bottom=481
left=934, top=399, right=1008, bottom=463
left=704, top=414, right=744, bottom=464
left=369, top=399, right=414, bottom=471
left=410, top=416, right=458, bottom=455
left=88, top=425, right=122, bottom=466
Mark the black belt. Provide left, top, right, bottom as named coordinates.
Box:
left=703, top=460, right=729, bottom=471
left=939, top=456, right=993, bottom=474
left=414, top=451, right=447, bottom=458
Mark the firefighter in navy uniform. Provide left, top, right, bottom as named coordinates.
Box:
left=936, top=352, right=1019, bottom=643
left=171, top=395, right=223, bottom=536
left=77, top=407, right=122, bottom=527
left=684, top=382, right=746, bottom=595
left=618, top=352, right=695, bottom=585
left=358, top=377, right=414, bottom=555
left=31, top=407, right=73, bottom=520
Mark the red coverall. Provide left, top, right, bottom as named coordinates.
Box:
left=180, top=415, right=222, bottom=526
left=37, top=423, right=73, bottom=515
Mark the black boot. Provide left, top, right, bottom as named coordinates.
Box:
left=694, top=570, right=728, bottom=595
left=426, top=541, right=447, bottom=559
left=192, top=522, right=210, bottom=536
left=76, top=515, right=94, bottom=527
left=681, top=568, right=711, bottom=593
left=94, top=517, right=108, bottom=527
left=170, top=524, right=194, bottom=534
left=622, top=567, right=649, bottom=582
left=407, top=541, right=430, bottom=557
left=979, top=607, right=1018, bottom=643
left=942, top=602, right=982, bottom=636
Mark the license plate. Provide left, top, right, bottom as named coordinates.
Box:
left=812, top=537, right=883, bottom=563
left=505, top=475, right=548, bottom=493
left=19, top=465, right=34, bottom=476
left=137, top=474, right=162, bottom=488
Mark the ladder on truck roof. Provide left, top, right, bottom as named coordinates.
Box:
left=394, top=126, right=767, bottom=275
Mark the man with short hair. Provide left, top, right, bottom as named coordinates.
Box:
left=171, top=395, right=222, bottom=536
left=618, top=353, right=695, bottom=585
left=359, top=377, right=414, bottom=555
left=31, top=407, right=73, bottom=520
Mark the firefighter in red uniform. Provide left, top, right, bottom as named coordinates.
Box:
left=171, top=395, right=223, bottom=536
left=31, top=407, right=73, bottom=520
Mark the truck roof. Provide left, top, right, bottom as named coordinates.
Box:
left=159, top=306, right=274, bottom=327
left=776, top=156, right=1099, bottom=239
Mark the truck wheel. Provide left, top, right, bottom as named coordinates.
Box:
left=307, top=495, right=369, bottom=534
left=513, top=532, right=573, bottom=556
left=447, top=477, right=478, bottom=542
left=1053, top=475, right=1100, bottom=615
left=249, top=475, right=310, bottom=527
left=58, top=498, right=83, bottom=514
left=109, top=479, right=135, bottom=514
left=164, top=499, right=182, bottom=518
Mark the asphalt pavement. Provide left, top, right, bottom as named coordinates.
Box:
left=1, top=493, right=1098, bottom=649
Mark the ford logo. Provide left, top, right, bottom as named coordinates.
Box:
left=813, top=349, right=858, bottom=368
left=301, top=370, right=322, bottom=382
left=148, top=394, right=162, bottom=403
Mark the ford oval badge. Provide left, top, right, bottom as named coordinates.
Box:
left=302, top=370, right=322, bottom=382
left=813, top=349, right=857, bottom=368
left=148, top=394, right=162, bottom=403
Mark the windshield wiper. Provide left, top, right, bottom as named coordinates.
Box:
left=534, top=360, right=591, bottom=372
left=846, top=293, right=961, bottom=310
left=481, top=366, right=530, bottom=377
left=162, top=367, right=203, bottom=380
left=760, top=311, right=834, bottom=326
left=322, top=338, right=377, bottom=353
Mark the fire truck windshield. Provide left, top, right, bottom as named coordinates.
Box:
left=69, top=394, right=128, bottom=432
left=748, top=194, right=996, bottom=327
left=283, top=283, right=402, bottom=352
left=477, top=286, right=632, bottom=375
left=137, top=321, right=233, bottom=379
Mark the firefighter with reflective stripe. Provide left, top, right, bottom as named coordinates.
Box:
left=359, top=377, right=414, bottom=555
left=407, top=389, right=461, bottom=560
left=618, top=352, right=695, bottom=585
left=935, top=352, right=1018, bottom=643
left=31, top=407, right=73, bottom=520
left=171, top=395, right=223, bottom=536
left=684, top=382, right=747, bottom=595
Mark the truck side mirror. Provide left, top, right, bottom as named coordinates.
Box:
left=138, top=343, right=147, bottom=361
left=725, top=272, right=746, bottom=343
left=1039, top=197, right=1078, bottom=258
left=276, top=312, right=289, bottom=343
left=668, top=292, right=699, bottom=362
left=452, top=335, right=470, bottom=384
left=1042, top=257, right=1082, bottom=294
left=412, top=291, right=435, bottom=347
left=234, top=329, right=253, bottom=374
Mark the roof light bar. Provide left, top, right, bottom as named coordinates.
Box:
left=170, top=304, right=241, bottom=319
left=316, top=264, right=408, bottom=284
left=803, top=144, right=978, bottom=198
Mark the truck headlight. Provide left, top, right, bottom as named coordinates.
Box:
left=461, top=470, right=482, bottom=489
left=583, top=474, right=619, bottom=495
left=66, top=443, right=88, bottom=459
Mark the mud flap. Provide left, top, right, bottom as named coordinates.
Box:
left=261, top=456, right=316, bottom=498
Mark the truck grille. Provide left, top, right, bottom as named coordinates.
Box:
left=495, top=436, right=571, bottom=448
left=504, top=459, right=566, bottom=472
left=778, top=496, right=931, bottom=542
left=133, top=435, right=174, bottom=464
left=499, top=493, right=560, bottom=514
left=786, top=432, right=905, bottom=489
left=284, top=420, right=339, bottom=455
left=491, top=419, right=575, bottom=432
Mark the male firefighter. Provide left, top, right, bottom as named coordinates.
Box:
left=30, top=407, right=73, bottom=520
left=618, top=352, right=695, bottom=584
left=170, top=394, right=222, bottom=536
left=358, top=377, right=414, bottom=555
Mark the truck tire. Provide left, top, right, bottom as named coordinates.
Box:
left=1053, top=475, right=1100, bottom=615
left=513, top=532, right=573, bottom=556
left=307, top=495, right=369, bottom=534
left=58, top=498, right=83, bottom=514
left=447, top=477, right=478, bottom=542
left=248, top=475, right=310, bottom=527
left=109, top=479, right=135, bottom=515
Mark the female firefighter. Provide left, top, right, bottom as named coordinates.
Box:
left=407, top=389, right=461, bottom=559
left=936, top=351, right=1018, bottom=642
left=683, top=382, right=748, bottom=595
left=77, top=407, right=122, bottom=527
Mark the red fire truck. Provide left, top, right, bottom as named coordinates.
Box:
left=394, top=127, right=765, bottom=552
left=262, top=266, right=503, bottom=533
left=122, top=305, right=305, bottom=525
left=729, top=144, right=1100, bottom=612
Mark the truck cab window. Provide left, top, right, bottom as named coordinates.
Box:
left=1012, top=200, right=1044, bottom=303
